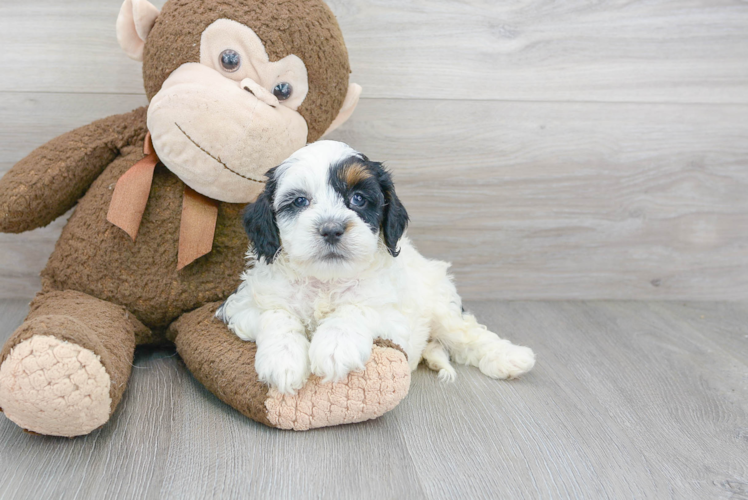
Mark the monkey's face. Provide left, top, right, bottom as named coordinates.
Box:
left=147, top=20, right=310, bottom=203
left=117, top=0, right=361, bottom=204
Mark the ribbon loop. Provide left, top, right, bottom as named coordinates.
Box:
left=107, top=132, right=220, bottom=270
left=106, top=132, right=158, bottom=241
left=178, top=186, right=219, bottom=270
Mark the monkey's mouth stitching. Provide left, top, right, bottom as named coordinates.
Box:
left=175, top=123, right=266, bottom=184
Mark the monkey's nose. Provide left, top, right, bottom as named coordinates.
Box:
left=318, top=221, right=346, bottom=245
left=240, top=78, right=279, bottom=108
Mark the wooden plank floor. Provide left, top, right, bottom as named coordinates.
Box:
left=0, top=299, right=746, bottom=499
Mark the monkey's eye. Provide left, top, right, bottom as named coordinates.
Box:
left=219, top=49, right=241, bottom=72
left=350, top=193, right=366, bottom=207
left=292, top=196, right=309, bottom=208
left=273, top=82, right=293, bottom=101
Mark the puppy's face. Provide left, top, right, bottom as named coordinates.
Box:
left=242, top=141, right=408, bottom=277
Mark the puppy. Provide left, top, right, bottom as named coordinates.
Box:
left=217, top=141, right=535, bottom=394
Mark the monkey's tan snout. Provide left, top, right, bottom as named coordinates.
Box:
left=241, top=78, right=279, bottom=108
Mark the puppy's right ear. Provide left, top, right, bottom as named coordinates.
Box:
left=242, top=168, right=281, bottom=263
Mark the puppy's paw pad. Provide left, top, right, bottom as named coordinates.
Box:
left=437, top=366, right=457, bottom=383
left=479, top=344, right=535, bottom=379
left=309, top=337, right=371, bottom=383
left=256, top=353, right=310, bottom=395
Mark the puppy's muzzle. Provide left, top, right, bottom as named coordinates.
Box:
left=318, top=220, right=346, bottom=245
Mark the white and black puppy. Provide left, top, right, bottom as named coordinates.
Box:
left=217, top=141, right=535, bottom=394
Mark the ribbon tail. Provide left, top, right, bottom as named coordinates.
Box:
left=177, top=185, right=219, bottom=270
left=107, top=133, right=158, bottom=241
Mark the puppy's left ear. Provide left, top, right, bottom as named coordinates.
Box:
left=376, top=165, right=409, bottom=257
left=242, top=168, right=281, bottom=263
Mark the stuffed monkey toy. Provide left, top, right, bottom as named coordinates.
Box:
left=0, top=0, right=410, bottom=436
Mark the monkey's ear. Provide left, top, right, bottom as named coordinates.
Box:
left=321, top=83, right=362, bottom=137
left=116, top=0, right=160, bottom=61
left=376, top=166, right=409, bottom=257
left=242, top=171, right=281, bottom=263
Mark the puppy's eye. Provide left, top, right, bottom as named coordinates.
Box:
left=350, top=193, right=366, bottom=207
left=273, top=82, right=293, bottom=101
left=292, top=196, right=309, bottom=208
left=220, top=49, right=241, bottom=72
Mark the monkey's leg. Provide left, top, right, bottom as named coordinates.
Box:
left=0, top=291, right=149, bottom=437
left=168, top=303, right=412, bottom=431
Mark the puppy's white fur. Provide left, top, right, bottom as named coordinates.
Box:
left=218, top=141, right=535, bottom=394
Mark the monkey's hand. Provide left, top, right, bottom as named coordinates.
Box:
left=0, top=106, right=147, bottom=233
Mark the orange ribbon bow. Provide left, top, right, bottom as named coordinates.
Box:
left=106, top=132, right=219, bottom=270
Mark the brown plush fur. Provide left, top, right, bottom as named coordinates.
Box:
left=0, top=108, right=148, bottom=234
left=0, top=0, right=408, bottom=435
left=39, top=110, right=247, bottom=332
left=143, top=0, right=351, bottom=142
left=167, top=302, right=273, bottom=426
left=0, top=290, right=147, bottom=412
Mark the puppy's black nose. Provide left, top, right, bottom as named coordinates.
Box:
left=319, top=221, right=346, bottom=245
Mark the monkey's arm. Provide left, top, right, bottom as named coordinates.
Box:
left=0, top=106, right=147, bottom=233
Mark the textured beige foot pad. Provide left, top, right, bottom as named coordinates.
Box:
left=0, top=335, right=111, bottom=437
left=265, top=345, right=411, bottom=430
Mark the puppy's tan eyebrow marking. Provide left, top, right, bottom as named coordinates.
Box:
left=340, top=162, right=371, bottom=187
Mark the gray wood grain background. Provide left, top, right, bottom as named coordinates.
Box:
left=0, top=0, right=746, bottom=301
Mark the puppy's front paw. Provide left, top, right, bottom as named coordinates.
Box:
left=309, top=327, right=372, bottom=383
left=479, top=343, right=535, bottom=380
left=255, top=341, right=310, bottom=395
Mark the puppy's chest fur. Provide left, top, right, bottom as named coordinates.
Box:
left=285, top=275, right=395, bottom=336
left=221, top=238, right=443, bottom=359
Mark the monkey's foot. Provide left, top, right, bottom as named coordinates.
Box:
left=170, top=303, right=412, bottom=430
left=0, top=335, right=112, bottom=437
left=265, top=341, right=411, bottom=430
